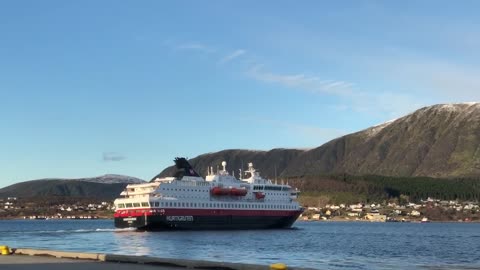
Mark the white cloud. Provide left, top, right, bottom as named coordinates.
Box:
left=219, top=49, right=246, bottom=64
left=245, top=64, right=427, bottom=119
left=175, top=42, right=215, bottom=53
left=246, top=65, right=355, bottom=97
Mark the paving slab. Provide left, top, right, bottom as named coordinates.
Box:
left=0, top=255, right=181, bottom=270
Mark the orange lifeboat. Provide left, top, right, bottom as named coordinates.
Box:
left=254, top=192, right=265, bottom=199
left=230, top=188, right=247, bottom=196
left=211, top=187, right=230, bottom=196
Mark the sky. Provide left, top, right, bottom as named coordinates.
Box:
left=1, top=1, right=480, bottom=186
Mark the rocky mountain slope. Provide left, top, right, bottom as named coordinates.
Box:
left=157, top=103, right=480, bottom=179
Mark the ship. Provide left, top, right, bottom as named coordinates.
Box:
left=113, top=157, right=304, bottom=230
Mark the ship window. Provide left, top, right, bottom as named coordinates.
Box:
left=182, top=202, right=185, bottom=207
left=141, top=202, right=149, bottom=207
left=194, top=203, right=197, bottom=207
left=133, top=203, right=140, bottom=207
left=160, top=202, right=164, bottom=207
left=117, top=203, right=125, bottom=208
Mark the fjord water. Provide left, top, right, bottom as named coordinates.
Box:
left=1, top=220, right=479, bottom=269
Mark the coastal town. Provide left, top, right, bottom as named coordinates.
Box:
left=0, top=197, right=114, bottom=220
left=1, top=196, right=479, bottom=222
left=301, top=198, right=480, bottom=222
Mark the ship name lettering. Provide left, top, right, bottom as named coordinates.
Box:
left=166, top=216, right=194, bottom=222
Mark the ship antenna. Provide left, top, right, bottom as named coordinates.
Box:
left=274, top=164, right=277, bottom=183
left=241, top=160, right=244, bottom=175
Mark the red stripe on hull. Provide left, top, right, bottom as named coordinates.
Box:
left=114, top=208, right=302, bottom=218
left=114, top=211, right=304, bottom=230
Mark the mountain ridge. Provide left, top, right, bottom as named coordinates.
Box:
left=0, top=174, right=145, bottom=199
left=2, top=103, right=479, bottom=201
left=156, top=103, right=480, bottom=179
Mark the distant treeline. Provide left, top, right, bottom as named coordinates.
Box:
left=288, top=174, right=480, bottom=203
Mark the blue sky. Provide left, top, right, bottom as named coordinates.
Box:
left=1, top=1, right=480, bottom=186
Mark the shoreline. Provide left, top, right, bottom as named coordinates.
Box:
left=1, top=218, right=479, bottom=223
left=0, top=247, right=312, bottom=270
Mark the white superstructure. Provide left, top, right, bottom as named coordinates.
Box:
left=114, top=160, right=301, bottom=212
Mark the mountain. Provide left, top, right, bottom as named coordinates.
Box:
left=0, top=175, right=145, bottom=199
left=78, top=174, right=145, bottom=184
left=156, top=103, right=480, bottom=179
left=153, top=148, right=304, bottom=180
left=3, top=103, right=479, bottom=201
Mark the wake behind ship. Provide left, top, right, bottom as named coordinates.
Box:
left=113, top=158, right=304, bottom=230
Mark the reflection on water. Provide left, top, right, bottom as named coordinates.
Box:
left=1, top=220, right=480, bottom=270
left=112, top=231, right=151, bottom=256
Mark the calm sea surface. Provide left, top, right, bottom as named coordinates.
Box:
left=1, top=220, right=479, bottom=269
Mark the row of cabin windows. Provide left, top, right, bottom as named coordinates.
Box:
left=162, top=188, right=209, bottom=192
left=253, top=186, right=289, bottom=191
left=162, top=187, right=291, bottom=193
left=117, top=202, right=297, bottom=210
left=117, top=202, right=150, bottom=208
left=265, top=192, right=289, bottom=196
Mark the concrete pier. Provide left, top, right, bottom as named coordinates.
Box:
left=0, top=248, right=313, bottom=270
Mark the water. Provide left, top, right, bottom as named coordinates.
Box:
left=1, top=220, right=479, bottom=269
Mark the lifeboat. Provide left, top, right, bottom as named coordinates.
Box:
left=211, top=187, right=230, bottom=196
left=230, top=188, right=247, bottom=196
left=254, top=192, right=265, bottom=199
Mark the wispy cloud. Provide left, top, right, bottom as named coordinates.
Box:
left=175, top=42, right=215, bottom=53
left=245, top=64, right=426, bottom=119
left=103, top=152, right=126, bottom=162
left=246, top=65, right=355, bottom=97
left=219, top=49, right=246, bottom=64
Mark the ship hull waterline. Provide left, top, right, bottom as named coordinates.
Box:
left=114, top=210, right=303, bottom=230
